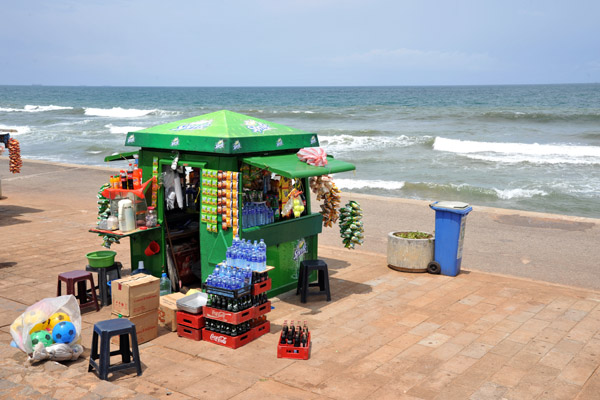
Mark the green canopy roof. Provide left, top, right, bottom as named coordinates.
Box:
left=125, top=110, right=319, bottom=154
left=243, top=154, right=355, bottom=179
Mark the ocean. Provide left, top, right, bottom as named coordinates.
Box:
left=1, top=84, right=599, bottom=218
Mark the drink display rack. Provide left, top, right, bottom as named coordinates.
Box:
left=202, top=267, right=273, bottom=349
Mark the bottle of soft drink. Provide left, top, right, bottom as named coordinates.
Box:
left=159, top=273, right=171, bottom=296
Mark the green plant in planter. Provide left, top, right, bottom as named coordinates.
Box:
left=393, top=231, right=433, bottom=239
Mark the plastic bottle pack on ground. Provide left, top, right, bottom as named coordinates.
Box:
left=9, top=295, right=84, bottom=363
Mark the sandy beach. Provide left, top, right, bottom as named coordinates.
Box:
left=1, top=157, right=600, bottom=399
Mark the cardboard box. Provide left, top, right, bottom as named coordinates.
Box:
left=158, top=292, right=186, bottom=331
left=111, top=310, right=158, bottom=344
left=111, top=274, right=160, bottom=317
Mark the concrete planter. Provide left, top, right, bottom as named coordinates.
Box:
left=387, top=232, right=434, bottom=273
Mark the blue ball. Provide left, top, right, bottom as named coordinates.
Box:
left=52, top=321, right=76, bottom=344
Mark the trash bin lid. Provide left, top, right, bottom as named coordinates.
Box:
left=432, top=201, right=470, bottom=210
left=430, top=201, right=473, bottom=214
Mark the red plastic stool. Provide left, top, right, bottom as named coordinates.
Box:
left=57, top=270, right=100, bottom=311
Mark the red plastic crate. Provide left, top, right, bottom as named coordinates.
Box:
left=176, top=311, right=206, bottom=330
left=203, top=306, right=254, bottom=325
left=252, top=320, right=270, bottom=340
left=277, top=332, right=311, bottom=360
left=202, top=329, right=253, bottom=349
left=177, top=325, right=203, bottom=341
left=253, top=301, right=271, bottom=318
left=251, top=278, right=272, bottom=296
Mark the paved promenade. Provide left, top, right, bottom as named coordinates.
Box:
left=1, top=158, right=600, bottom=399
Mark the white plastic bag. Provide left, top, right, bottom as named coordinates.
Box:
left=9, top=295, right=83, bottom=362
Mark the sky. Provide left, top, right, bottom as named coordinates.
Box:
left=1, top=0, right=600, bottom=86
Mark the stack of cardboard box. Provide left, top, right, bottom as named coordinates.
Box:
left=158, top=292, right=186, bottom=332
left=111, top=275, right=160, bottom=343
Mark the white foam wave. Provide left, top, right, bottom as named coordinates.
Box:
left=493, top=188, right=548, bottom=199
left=85, top=107, right=157, bottom=118
left=0, top=104, right=73, bottom=112
left=433, top=137, right=600, bottom=165
left=335, top=178, right=405, bottom=190
left=321, top=134, right=425, bottom=152
left=105, top=124, right=145, bottom=134
left=86, top=150, right=103, bottom=154
left=0, top=124, right=32, bottom=135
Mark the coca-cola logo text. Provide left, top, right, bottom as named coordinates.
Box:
left=210, top=333, right=227, bottom=344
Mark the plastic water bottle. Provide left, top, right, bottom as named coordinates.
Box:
left=233, top=235, right=240, bottom=249
left=160, top=273, right=171, bottom=296
left=226, top=247, right=233, bottom=267
left=132, top=260, right=147, bottom=275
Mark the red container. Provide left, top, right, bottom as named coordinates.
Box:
left=277, top=332, right=311, bottom=360
left=252, top=320, right=270, bottom=340
left=202, top=329, right=253, bottom=349
left=203, top=306, right=254, bottom=325
left=177, top=325, right=203, bottom=341
left=251, top=278, right=272, bottom=296
left=176, top=311, right=205, bottom=330
left=254, top=301, right=271, bottom=318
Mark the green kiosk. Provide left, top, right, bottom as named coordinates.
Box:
left=102, top=110, right=355, bottom=296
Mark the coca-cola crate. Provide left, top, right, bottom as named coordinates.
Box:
left=202, top=329, right=253, bottom=349
left=277, top=332, right=311, bottom=360
left=204, top=284, right=251, bottom=299
left=251, top=278, right=272, bottom=296
left=254, top=301, right=272, bottom=318
left=177, top=325, right=203, bottom=341
left=176, top=311, right=206, bottom=330
left=203, top=306, right=254, bottom=325
left=252, top=320, right=270, bottom=340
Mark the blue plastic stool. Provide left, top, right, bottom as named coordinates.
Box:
left=296, top=260, right=331, bottom=303
left=88, top=319, right=142, bottom=380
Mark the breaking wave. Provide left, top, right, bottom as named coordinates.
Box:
left=433, top=137, right=600, bottom=165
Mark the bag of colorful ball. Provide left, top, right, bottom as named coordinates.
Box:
left=11, top=309, right=78, bottom=350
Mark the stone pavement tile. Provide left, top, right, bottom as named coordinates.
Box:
left=398, top=313, right=431, bottom=328
left=440, top=355, right=478, bottom=374
left=479, top=312, right=507, bottom=324
left=432, top=384, right=476, bottom=400
left=430, top=342, right=465, bottom=361
left=410, top=368, right=457, bottom=394
left=566, top=319, right=599, bottom=343
left=409, top=321, right=441, bottom=337
left=363, top=344, right=406, bottom=364
left=310, top=371, right=390, bottom=400
left=459, top=342, right=493, bottom=359
left=468, top=381, right=508, bottom=400
left=365, top=370, right=426, bottom=397
left=448, top=331, right=479, bottom=346
left=548, top=317, right=580, bottom=332
left=537, top=381, right=582, bottom=400
left=463, top=318, right=495, bottom=335
left=518, top=317, right=550, bottom=333
left=144, top=357, right=217, bottom=393
left=571, top=299, right=599, bottom=312
left=519, top=364, right=561, bottom=386
left=489, top=339, right=525, bottom=358
left=506, top=311, right=535, bottom=324
left=553, top=338, right=586, bottom=355
left=536, top=327, right=567, bottom=344
left=179, top=371, right=258, bottom=400
left=558, top=356, right=598, bottom=386
left=504, top=381, right=546, bottom=400
left=388, top=333, right=423, bottom=350
left=418, top=332, right=451, bottom=348
left=490, top=365, right=527, bottom=388
left=493, top=318, right=522, bottom=333
left=505, top=347, right=544, bottom=369
left=395, top=344, right=435, bottom=363
left=436, top=321, right=466, bottom=337
left=474, top=329, right=508, bottom=346
left=230, top=379, right=322, bottom=400
left=539, top=348, right=575, bottom=370
left=577, top=368, right=600, bottom=400
left=272, top=360, right=344, bottom=390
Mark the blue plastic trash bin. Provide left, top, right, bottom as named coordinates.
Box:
left=429, top=201, right=473, bottom=276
